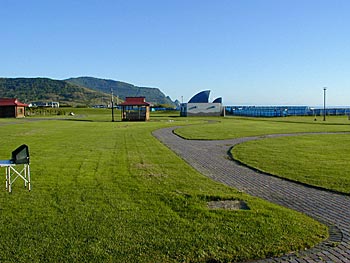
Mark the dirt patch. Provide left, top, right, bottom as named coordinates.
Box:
left=207, top=200, right=250, bottom=210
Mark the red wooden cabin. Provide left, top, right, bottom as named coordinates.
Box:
left=0, top=98, right=28, bottom=118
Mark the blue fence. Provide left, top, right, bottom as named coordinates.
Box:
left=225, top=106, right=350, bottom=117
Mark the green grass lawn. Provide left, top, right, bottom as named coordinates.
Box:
left=174, top=116, right=350, bottom=140
left=0, top=112, right=327, bottom=262
left=175, top=114, right=350, bottom=193
left=232, top=134, right=350, bottom=194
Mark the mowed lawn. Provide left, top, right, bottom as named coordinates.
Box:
left=0, top=114, right=327, bottom=262
left=174, top=116, right=350, bottom=140
left=175, top=115, right=350, bottom=193
left=232, top=134, right=350, bottom=194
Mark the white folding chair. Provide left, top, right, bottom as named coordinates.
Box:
left=0, top=144, right=31, bottom=193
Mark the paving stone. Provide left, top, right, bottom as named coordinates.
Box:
left=153, top=128, right=350, bottom=262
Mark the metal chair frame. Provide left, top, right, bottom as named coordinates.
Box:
left=0, top=144, right=31, bottom=193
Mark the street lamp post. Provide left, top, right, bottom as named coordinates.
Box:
left=111, top=88, right=115, bottom=122
left=323, top=87, right=327, bottom=121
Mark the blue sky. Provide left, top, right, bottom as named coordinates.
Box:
left=1, top=0, right=350, bottom=106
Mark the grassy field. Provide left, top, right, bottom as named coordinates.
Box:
left=0, top=111, right=328, bottom=262
left=174, top=116, right=350, bottom=140
left=232, top=134, right=350, bottom=194
left=175, top=115, right=350, bottom=193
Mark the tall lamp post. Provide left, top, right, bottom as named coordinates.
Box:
left=323, top=87, right=327, bottom=121
left=111, top=88, right=115, bottom=122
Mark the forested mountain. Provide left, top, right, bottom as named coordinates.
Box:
left=0, top=78, right=111, bottom=106
left=66, top=77, right=176, bottom=107
left=0, top=77, right=176, bottom=107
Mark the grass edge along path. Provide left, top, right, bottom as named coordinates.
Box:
left=154, top=126, right=350, bottom=262
left=174, top=116, right=350, bottom=140
left=232, top=133, right=350, bottom=195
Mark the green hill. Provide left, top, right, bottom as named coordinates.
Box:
left=0, top=78, right=111, bottom=107
left=0, top=77, right=176, bottom=107
left=66, top=77, right=176, bottom=107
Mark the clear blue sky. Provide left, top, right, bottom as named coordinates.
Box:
left=1, top=0, right=350, bottom=106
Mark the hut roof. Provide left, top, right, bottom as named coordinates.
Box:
left=0, top=98, right=28, bottom=107
left=119, top=97, right=150, bottom=106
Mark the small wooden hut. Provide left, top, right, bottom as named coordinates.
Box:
left=0, top=98, right=28, bottom=118
left=119, top=97, right=150, bottom=121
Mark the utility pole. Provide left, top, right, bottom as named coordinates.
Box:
left=111, top=88, right=115, bottom=122
left=323, top=87, right=327, bottom=121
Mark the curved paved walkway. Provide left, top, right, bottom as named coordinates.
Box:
left=153, top=127, right=350, bottom=263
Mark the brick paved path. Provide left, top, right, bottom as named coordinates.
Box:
left=153, top=127, right=350, bottom=263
